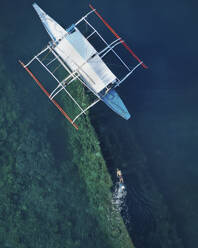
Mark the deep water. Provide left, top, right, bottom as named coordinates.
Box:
left=91, top=1, right=198, bottom=247
left=0, top=0, right=198, bottom=248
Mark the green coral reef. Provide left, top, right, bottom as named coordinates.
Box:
left=59, top=78, right=135, bottom=248
left=0, top=54, right=134, bottom=248
left=64, top=115, right=134, bottom=248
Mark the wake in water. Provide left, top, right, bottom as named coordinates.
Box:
left=112, top=182, right=127, bottom=212
left=108, top=169, right=156, bottom=247
left=111, top=175, right=130, bottom=225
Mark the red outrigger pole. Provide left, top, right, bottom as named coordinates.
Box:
left=19, top=60, right=79, bottom=130
left=89, top=4, right=148, bottom=69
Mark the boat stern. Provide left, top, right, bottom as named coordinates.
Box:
left=102, top=89, right=131, bottom=120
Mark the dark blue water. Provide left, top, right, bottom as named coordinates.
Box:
left=90, top=1, right=198, bottom=247
left=1, top=0, right=198, bottom=247
left=93, top=1, right=198, bottom=247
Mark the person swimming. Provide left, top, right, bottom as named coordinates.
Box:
left=117, top=168, right=124, bottom=183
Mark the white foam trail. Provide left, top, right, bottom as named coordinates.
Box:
left=112, top=182, right=127, bottom=213
left=105, top=181, right=130, bottom=234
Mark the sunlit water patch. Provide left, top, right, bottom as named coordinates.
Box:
left=111, top=181, right=130, bottom=225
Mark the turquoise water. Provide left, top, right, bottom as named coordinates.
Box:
left=1, top=0, right=198, bottom=248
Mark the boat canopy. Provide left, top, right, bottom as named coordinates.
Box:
left=54, top=28, right=117, bottom=93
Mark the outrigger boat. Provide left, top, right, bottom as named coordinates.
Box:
left=19, top=3, right=147, bottom=130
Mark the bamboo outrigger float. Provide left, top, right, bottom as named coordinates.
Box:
left=19, top=3, right=147, bottom=130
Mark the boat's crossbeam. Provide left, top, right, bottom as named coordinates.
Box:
left=86, top=30, right=96, bottom=40
left=19, top=60, right=79, bottom=130
left=98, top=38, right=121, bottom=57
left=83, top=18, right=131, bottom=72
left=78, top=21, right=142, bottom=85
left=36, top=56, right=84, bottom=112
left=75, top=74, right=101, bottom=99
left=75, top=8, right=96, bottom=26
left=24, top=46, right=49, bottom=67
left=22, top=56, right=102, bottom=124
left=49, top=72, right=79, bottom=100
left=62, top=68, right=82, bottom=84
left=72, top=98, right=100, bottom=123
left=25, top=42, right=104, bottom=119
left=46, top=56, right=57, bottom=67
left=116, top=61, right=143, bottom=87
left=36, top=56, right=60, bottom=83
left=100, top=39, right=123, bottom=59
left=48, top=45, right=72, bottom=75
left=89, top=4, right=148, bottom=69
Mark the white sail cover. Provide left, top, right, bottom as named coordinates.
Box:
left=33, top=3, right=116, bottom=93
left=54, top=28, right=116, bottom=93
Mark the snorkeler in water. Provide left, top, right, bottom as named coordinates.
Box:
left=117, top=168, right=124, bottom=183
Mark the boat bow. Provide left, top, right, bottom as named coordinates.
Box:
left=33, top=3, right=67, bottom=42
